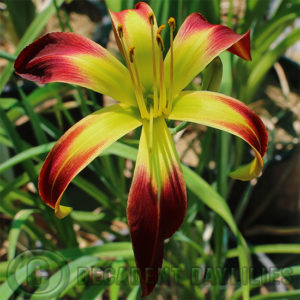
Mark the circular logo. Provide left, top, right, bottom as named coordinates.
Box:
left=7, top=249, right=70, bottom=299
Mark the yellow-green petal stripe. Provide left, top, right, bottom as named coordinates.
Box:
left=168, top=91, right=268, bottom=180
left=15, top=32, right=136, bottom=105
left=39, top=104, right=141, bottom=218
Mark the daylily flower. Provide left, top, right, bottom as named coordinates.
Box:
left=14, top=2, right=268, bottom=296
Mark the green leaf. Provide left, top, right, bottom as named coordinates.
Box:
left=103, top=141, right=137, bottom=161
left=0, top=261, right=9, bottom=282
left=7, top=83, right=71, bottom=123
left=80, top=285, right=107, bottom=300
left=70, top=210, right=105, bottom=222
left=0, top=106, right=38, bottom=185
left=8, top=209, right=38, bottom=261
left=250, top=290, right=300, bottom=300
left=0, top=142, right=55, bottom=175
left=0, top=51, right=16, bottom=62
left=4, top=0, right=36, bottom=39
left=240, top=0, right=272, bottom=33
left=196, top=0, right=220, bottom=23
left=72, top=176, right=110, bottom=207
left=0, top=262, right=36, bottom=300
left=229, top=266, right=300, bottom=300
left=17, top=85, right=48, bottom=145
left=127, top=286, right=140, bottom=300
left=59, top=242, right=133, bottom=260
left=109, top=260, right=126, bottom=300
left=0, top=97, right=18, bottom=109
left=253, top=13, right=298, bottom=54
left=227, top=244, right=300, bottom=258
left=174, top=232, right=207, bottom=258
left=246, top=27, right=300, bottom=101
left=30, top=256, right=100, bottom=299
left=104, top=0, right=122, bottom=11
left=0, top=143, right=13, bottom=181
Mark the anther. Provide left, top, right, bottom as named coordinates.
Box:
left=117, top=24, right=123, bottom=38
left=148, top=13, right=154, bottom=25
left=157, top=25, right=166, bottom=35
left=168, top=17, right=176, bottom=30
left=129, top=47, right=135, bottom=63
left=156, top=34, right=164, bottom=51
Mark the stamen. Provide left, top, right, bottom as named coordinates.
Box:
left=148, top=12, right=155, bottom=25
left=156, top=34, right=164, bottom=51
left=117, top=26, right=138, bottom=98
left=157, top=25, right=166, bottom=35
left=156, top=34, right=166, bottom=115
left=168, top=17, right=175, bottom=31
left=116, top=25, right=148, bottom=119
left=117, top=24, right=123, bottom=38
left=129, top=47, right=149, bottom=119
left=166, top=17, right=175, bottom=114
left=129, top=47, right=135, bottom=63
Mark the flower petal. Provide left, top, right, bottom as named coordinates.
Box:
left=109, top=2, right=160, bottom=93
left=39, top=104, right=141, bottom=218
left=168, top=91, right=268, bottom=180
left=14, top=32, right=135, bottom=105
left=164, top=13, right=251, bottom=96
left=127, top=117, right=187, bottom=296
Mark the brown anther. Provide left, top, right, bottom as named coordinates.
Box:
left=117, top=24, right=123, bottom=38
left=129, top=47, right=135, bottom=63
left=168, top=17, right=176, bottom=30
left=157, top=25, right=166, bottom=35
left=156, top=34, right=164, bottom=51
left=148, top=12, right=155, bottom=25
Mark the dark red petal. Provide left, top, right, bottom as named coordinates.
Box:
left=127, top=167, right=162, bottom=297
left=127, top=119, right=187, bottom=296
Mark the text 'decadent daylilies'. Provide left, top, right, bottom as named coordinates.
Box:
left=14, top=2, right=268, bottom=296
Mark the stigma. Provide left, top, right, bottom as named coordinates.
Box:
left=116, top=16, right=175, bottom=120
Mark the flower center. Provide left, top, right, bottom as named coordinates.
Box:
left=116, top=16, right=175, bottom=120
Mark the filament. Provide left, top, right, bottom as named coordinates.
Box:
left=148, top=13, right=159, bottom=117
left=166, top=17, right=175, bottom=114
left=156, top=33, right=166, bottom=115
left=129, top=47, right=149, bottom=119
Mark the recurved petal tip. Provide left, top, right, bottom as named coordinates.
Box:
left=55, top=205, right=73, bottom=219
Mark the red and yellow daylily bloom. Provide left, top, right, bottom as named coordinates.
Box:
left=14, top=2, right=267, bottom=296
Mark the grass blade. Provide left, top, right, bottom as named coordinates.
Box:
left=0, top=142, right=55, bottom=174
left=7, top=209, right=38, bottom=260
left=230, top=266, right=300, bottom=300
